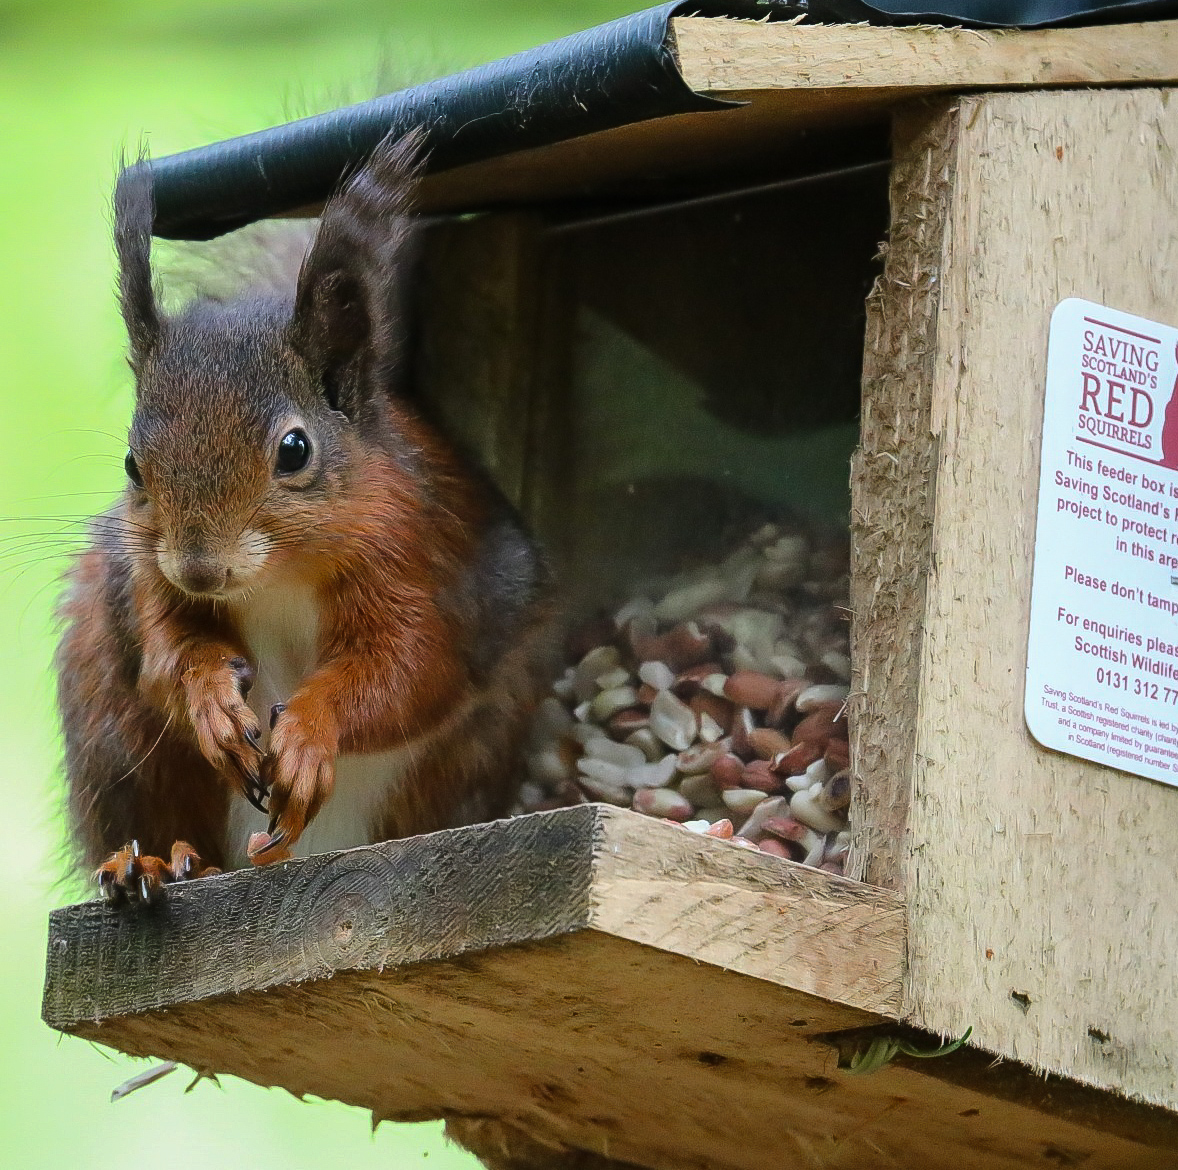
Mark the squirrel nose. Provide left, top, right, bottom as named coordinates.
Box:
left=171, top=556, right=229, bottom=596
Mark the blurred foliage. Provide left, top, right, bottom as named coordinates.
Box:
left=0, top=1, right=633, bottom=1165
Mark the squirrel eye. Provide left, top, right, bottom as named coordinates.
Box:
left=276, top=428, right=311, bottom=474
left=124, top=450, right=143, bottom=488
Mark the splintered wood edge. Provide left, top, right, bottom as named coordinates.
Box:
left=671, top=17, right=1178, bottom=94
left=847, top=104, right=957, bottom=890
left=43, top=805, right=905, bottom=1031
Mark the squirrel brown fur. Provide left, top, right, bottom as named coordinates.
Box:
left=56, top=132, right=556, bottom=901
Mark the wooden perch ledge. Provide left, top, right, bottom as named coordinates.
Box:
left=42, top=806, right=1178, bottom=1168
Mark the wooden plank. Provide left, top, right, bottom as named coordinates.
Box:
left=411, top=96, right=889, bottom=216
left=832, top=1035, right=1178, bottom=1161
left=57, top=933, right=872, bottom=1170
left=43, top=807, right=595, bottom=1027
left=671, top=17, right=1178, bottom=94
left=413, top=210, right=583, bottom=575
left=888, top=89, right=1178, bottom=1111
left=44, top=805, right=900, bottom=1030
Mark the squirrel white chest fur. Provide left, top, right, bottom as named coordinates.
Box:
left=225, top=582, right=410, bottom=868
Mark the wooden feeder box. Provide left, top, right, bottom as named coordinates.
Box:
left=43, top=11, right=1178, bottom=1169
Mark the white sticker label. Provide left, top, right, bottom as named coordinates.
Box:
left=1026, top=298, right=1178, bottom=785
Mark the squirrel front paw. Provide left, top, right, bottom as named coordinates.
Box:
left=247, top=704, right=336, bottom=865
left=96, top=840, right=220, bottom=905
left=183, top=655, right=266, bottom=810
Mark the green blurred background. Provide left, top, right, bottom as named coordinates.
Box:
left=0, top=2, right=633, bottom=1165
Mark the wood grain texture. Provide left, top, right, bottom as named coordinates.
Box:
left=672, top=17, right=1178, bottom=94
left=58, top=931, right=1178, bottom=1170
left=444, top=1118, right=650, bottom=1170
left=591, top=808, right=904, bottom=1016
left=848, top=106, right=956, bottom=889
left=44, top=808, right=595, bottom=1028
left=899, top=90, right=1178, bottom=1110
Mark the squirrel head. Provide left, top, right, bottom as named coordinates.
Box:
left=113, top=132, right=422, bottom=600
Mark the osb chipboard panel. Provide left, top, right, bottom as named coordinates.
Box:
left=883, top=89, right=1178, bottom=1109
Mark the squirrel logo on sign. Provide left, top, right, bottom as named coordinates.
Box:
left=1159, top=343, right=1178, bottom=469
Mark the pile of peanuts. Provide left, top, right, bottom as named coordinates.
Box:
left=515, top=522, right=853, bottom=875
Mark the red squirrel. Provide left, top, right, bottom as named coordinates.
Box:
left=56, top=132, right=556, bottom=901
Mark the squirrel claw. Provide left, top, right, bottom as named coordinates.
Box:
left=241, top=762, right=270, bottom=813
left=98, top=868, right=120, bottom=904
left=94, top=840, right=216, bottom=907
left=256, top=705, right=335, bottom=865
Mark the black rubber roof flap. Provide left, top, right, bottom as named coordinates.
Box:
left=823, top=0, right=1177, bottom=25
left=150, top=1, right=756, bottom=240
left=148, top=0, right=1177, bottom=240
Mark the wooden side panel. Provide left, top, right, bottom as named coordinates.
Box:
left=414, top=211, right=577, bottom=572
left=849, top=108, right=957, bottom=888
left=904, top=90, right=1178, bottom=1108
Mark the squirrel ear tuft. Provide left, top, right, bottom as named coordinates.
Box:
left=113, top=155, right=161, bottom=363
left=290, top=128, right=425, bottom=418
